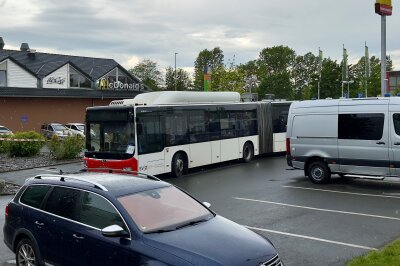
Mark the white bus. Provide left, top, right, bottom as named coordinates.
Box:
left=84, top=91, right=291, bottom=177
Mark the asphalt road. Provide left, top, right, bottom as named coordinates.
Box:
left=2, top=157, right=400, bottom=265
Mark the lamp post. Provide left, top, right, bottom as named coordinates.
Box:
left=174, top=52, right=178, bottom=91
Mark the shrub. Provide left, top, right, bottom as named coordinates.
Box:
left=49, top=135, right=84, bottom=160
left=5, top=131, right=45, bottom=157
left=0, top=134, right=12, bottom=154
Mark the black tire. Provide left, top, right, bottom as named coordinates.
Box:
left=242, top=142, right=254, bottom=163
left=308, top=161, right=331, bottom=184
left=171, top=153, right=187, bottom=178
left=16, top=238, right=40, bottom=266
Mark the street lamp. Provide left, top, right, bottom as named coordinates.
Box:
left=174, top=52, right=178, bottom=91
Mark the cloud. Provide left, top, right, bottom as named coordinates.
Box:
left=0, top=0, right=399, bottom=71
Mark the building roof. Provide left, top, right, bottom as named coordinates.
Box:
left=0, top=48, right=140, bottom=83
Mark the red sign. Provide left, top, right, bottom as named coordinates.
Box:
left=375, top=3, right=392, bottom=16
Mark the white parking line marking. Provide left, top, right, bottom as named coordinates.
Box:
left=244, top=225, right=377, bottom=251
left=283, top=185, right=400, bottom=199
left=36, top=168, right=60, bottom=173
left=233, top=197, right=400, bottom=221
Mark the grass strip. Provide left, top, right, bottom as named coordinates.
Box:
left=347, top=239, right=400, bottom=266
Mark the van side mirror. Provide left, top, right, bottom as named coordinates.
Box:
left=101, top=225, right=130, bottom=238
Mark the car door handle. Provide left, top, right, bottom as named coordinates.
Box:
left=394, top=142, right=400, bottom=146
left=73, top=234, right=85, bottom=240
left=35, top=221, right=44, bottom=226
left=376, top=141, right=385, bottom=145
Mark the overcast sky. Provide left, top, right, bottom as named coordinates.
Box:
left=1, top=0, right=399, bottom=75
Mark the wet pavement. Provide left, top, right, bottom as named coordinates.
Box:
left=2, top=156, right=400, bottom=265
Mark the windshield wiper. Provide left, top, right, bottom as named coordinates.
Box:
left=175, top=218, right=210, bottom=230
left=145, top=228, right=177, bottom=234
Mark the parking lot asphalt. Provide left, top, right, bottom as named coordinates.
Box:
left=165, top=156, right=400, bottom=266
left=1, top=156, right=400, bottom=265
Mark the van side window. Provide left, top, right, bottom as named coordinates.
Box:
left=338, top=113, right=384, bottom=140
left=393, top=114, right=400, bottom=136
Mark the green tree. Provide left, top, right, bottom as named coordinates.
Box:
left=319, top=58, right=342, bottom=99
left=210, top=66, right=245, bottom=93
left=129, top=59, right=163, bottom=91
left=165, top=67, right=192, bottom=91
left=293, top=52, right=318, bottom=100
left=257, top=45, right=295, bottom=99
left=193, top=47, right=224, bottom=90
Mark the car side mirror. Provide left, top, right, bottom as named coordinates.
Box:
left=203, top=202, right=211, bottom=208
left=101, top=225, right=130, bottom=238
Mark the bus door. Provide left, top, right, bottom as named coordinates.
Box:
left=220, top=110, right=239, bottom=161
left=136, top=111, right=165, bottom=175
left=188, top=110, right=212, bottom=167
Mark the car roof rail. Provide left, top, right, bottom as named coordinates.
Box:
left=33, top=174, right=108, bottom=191
left=82, top=168, right=161, bottom=181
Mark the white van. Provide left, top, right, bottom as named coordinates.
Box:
left=286, top=97, right=400, bottom=184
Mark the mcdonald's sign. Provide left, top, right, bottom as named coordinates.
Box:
left=375, top=0, right=392, bottom=16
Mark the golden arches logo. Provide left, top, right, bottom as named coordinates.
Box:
left=376, top=0, right=391, bottom=6
left=99, top=78, right=109, bottom=90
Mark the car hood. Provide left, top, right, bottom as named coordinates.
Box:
left=143, top=215, right=277, bottom=266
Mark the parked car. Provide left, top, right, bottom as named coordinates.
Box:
left=4, top=171, right=281, bottom=266
left=0, top=125, right=12, bottom=135
left=287, top=97, right=400, bottom=184
left=65, top=123, right=85, bottom=137
left=40, top=123, right=69, bottom=139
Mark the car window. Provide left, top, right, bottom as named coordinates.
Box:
left=44, top=187, right=81, bottom=221
left=118, top=186, right=213, bottom=233
left=20, top=185, right=51, bottom=209
left=77, top=192, right=126, bottom=230
left=52, top=124, right=67, bottom=131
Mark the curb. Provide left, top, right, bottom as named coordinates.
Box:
left=0, top=159, right=82, bottom=174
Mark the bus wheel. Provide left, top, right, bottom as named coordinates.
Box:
left=242, top=142, right=254, bottom=163
left=308, top=161, right=331, bottom=184
left=172, top=153, right=187, bottom=178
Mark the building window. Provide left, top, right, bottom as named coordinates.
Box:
left=70, top=66, right=91, bottom=88
left=0, top=70, right=6, bottom=87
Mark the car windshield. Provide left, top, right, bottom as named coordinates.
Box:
left=88, top=122, right=135, bottom=153
left=118, top=186, right=213, bottom=233
left=52, top=124, right=67, bottom=131
left=0, top=126, right=10, bottom=132
left=76, top=125, right=85, bottom=131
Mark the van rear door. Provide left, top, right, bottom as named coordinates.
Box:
left=338, top=100, right=390, bottom=176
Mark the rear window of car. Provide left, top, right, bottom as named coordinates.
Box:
left=20, top=185, right=51, bottom=209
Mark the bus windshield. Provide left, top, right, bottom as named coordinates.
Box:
left=88, top=121, right=135, bottom=154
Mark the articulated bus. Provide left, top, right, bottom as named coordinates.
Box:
left=84, top=91, right=291, bottom=177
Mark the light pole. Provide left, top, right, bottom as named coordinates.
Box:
left=174, top=52, right=178, bottom=91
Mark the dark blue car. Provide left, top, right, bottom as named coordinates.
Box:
left=3, top=172, right=281, bottom=266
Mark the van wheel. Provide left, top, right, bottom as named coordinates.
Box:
left=171, top=153, right=187, bottom=178
left=308, top=161, right=331, bottom=184
left=16, top=238, right=39, bottom=266
left=242, top=143, right=254, bottom=163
